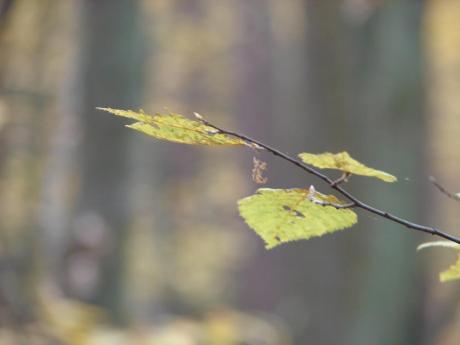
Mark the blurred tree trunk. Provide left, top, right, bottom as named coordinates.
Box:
left=347, top=2, right=426, bottom=345
left=279, top=1, right=352, bottom=343
left=234, top=0, right=274, bottom=139
left=233, top=0, right=275, bottom=306
left=72, top=0, right=145, bottom=322
left=423, top=0, right=460, bottom=344
left=288, top=2, right=427, bottom=343
left=0, top=0, right=73, bottom=323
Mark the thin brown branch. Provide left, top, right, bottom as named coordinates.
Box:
left=429, top=176, right=460, bottom=202
left=202, top=119, right=460, bottom=245
left=331, top=172, right=351, bottom=187
left=307, top=185, right=356, bottom=209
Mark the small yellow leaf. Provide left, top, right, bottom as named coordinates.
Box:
left=97, top=107, right=246, bottom=146
left=298, top=151, right=397, bottom=182
left=416, top=241, right=460, bottom=282
left=417, top=241, right=460, bottom=251
left=39, top=293, right=106, bottom=345
left=238, top=188, right=357, bottom=249
left=440, top=254, right=460, bottom=282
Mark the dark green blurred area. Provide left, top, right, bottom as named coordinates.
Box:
left=0, top=0, right=459, bottom=344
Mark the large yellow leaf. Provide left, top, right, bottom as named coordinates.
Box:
left=440, top=254, right=460, bottom=282
left=97, top=107, right=246, bottom=146
left=238, top=188, right=357, bottom=249
left=298, top=151, right=397, bottom=182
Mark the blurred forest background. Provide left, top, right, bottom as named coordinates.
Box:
left=0, top=0, right=459, bottom=344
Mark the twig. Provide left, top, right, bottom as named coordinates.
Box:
left=202, top=119, right=460, bottom=244
left=429, top=176, right=460, bottom=202
left=331, top=172, right=351, bottom=187
left=307, top=185, right=356, bottom=209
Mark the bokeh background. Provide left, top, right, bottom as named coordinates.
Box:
left=0, top=0, right=460, bottom=344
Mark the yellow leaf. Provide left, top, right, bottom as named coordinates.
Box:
left=39, top=293, right=106, bottom=345
left=238, top=188, right=357, bottom=249
left=417, top=241, right=460, bottom=251
left=97, top=107, right=246, bottom=146
left=298, top=151, right=397, bottom=182
left=440, top=254, right=460, bottom=282
left=416, top=241, right=460, bottom=282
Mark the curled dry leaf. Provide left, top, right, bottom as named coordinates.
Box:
left=252, top=157, right=268, bottom=184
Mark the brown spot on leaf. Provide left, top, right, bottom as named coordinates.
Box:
left=294, top=210, right=305, bottom=218
left=282, top=205, right=291, bottom=211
